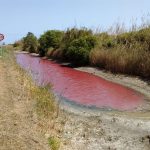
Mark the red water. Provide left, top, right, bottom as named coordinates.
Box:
left=16, top=53, right=144, bottom=110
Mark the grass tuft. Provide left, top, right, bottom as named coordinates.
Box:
left=48, top=136, right=60, bottom=150
left=33, top=86, right=57, bottom=118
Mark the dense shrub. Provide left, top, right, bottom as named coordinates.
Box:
left=66, top=36, right=96, bottom=65
left=96, top=32, right=116, bottom=48
left=89, top=27, right=150, bottom=78
left=61, top=28, right=93, bottom=50
left=38, top=30, right=64, bottom=56
left=19, top=26, right=150, bottom=78
left=23, top=32, right=38, bottom=53
left=61, top=28, right=97, bottom=65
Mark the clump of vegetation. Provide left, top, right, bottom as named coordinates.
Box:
left=22, top=32, right=38, bottom=53
left=116, top=27, right=150, bottom=52
left=19, top=25, right=150, bottom=78
left=66, top=36, right=96, bottom=65
left=95, top=32, right=116, bottom=48
left=33, top=85, right=57, bottom=118
left=38, top=30, right=64, bottom=56
left=90, top=27, right=150, bottom=78
left=13, top=40, right=23, bottom=48
left=48, top=136, right=60, bottom=150
left=61, top=28, right=97, bottom=65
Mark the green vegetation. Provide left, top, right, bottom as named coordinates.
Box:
left=38, top=30, right=64, bottom=56
left=16, top=26, right=150, bottom=78
left=48, top=136, right=60, bottom=150
left=61, top=28, right=97, bottom=65
left=2, top=45, right=64, bottom=150
left=90, top=28, right=150, bottom=78
left=34, top=86, right=57, bottom=118
left=22, top=32, right=38, bottom=53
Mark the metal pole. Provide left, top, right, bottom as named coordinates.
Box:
left=0, top=41, right=2, bottom=57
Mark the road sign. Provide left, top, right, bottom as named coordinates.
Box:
left=0, top=34, right=4, bottom=41
left=0, top=34, right=4, bottom=57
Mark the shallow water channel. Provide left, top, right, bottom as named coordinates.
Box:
left=16, top=53, right=144, bottom=111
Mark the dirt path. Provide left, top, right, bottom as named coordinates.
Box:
left=0, top=58, right=50, bottom=149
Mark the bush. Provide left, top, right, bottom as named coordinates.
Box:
left=90, top=46, right=150, bottom=78
left=96, top=32, right=116, bottom=48
left=38, top=30, right=64, bottom=56
left=18, top=26, right=150, bottom=78
left=66, top=36, right=96, bottom=65
left=23, top=32, right=38, bottom=53
left=61, top=28, right=97, bottom=65
left=61, top=28, right=93, bottom=50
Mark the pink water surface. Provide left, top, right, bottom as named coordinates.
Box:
left=16, top=53, right=144, bottom=110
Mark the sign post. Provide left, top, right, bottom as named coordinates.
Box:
left=0, top=34, right=4, bottom=57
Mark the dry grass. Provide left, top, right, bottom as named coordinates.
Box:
left=90, top=25, right=150, bottom=79
left=32, top=85, right=58, bottom=118
left=90, top=46, right=150, bottom=78
left=3, top=47, right=65, bottom=150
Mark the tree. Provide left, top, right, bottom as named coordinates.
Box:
left=38, top=30, right=64, bottom=56
left=23, top=32, right=38, bottom=53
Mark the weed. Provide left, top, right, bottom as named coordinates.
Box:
left=33, top=86, right=57, bottom=118
left=48, top=136, right=60, bottom=150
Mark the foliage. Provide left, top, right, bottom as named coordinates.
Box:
left=18, top=26, right=150, bottom=78
left=38, top=30, right=64, bottom=56
left=61, top=28, right=93, bottom=51
left=35, top=86, right=56, bottom=118
left=96, top=32, right=116, bottom=48
left=48, top=137, right=60, bottom=150
left=61, top=28, right=97, bottom=65
left=22, top=32, right=38, bottom=53
left=66, top=36, right=96, bottom=65
left=116, top=27, right=150, bottom=51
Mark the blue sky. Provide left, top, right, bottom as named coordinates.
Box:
left=1, top=0, right=150, bottom=43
